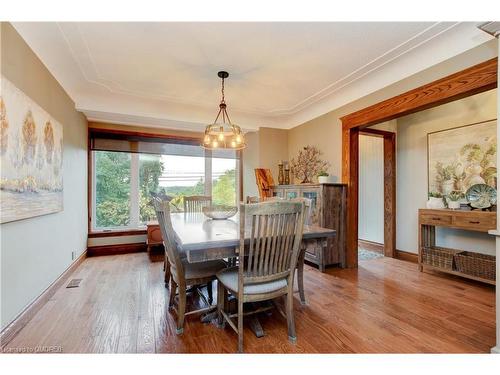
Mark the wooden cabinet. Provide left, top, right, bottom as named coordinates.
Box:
left=270, top=183, right=347, bottom=270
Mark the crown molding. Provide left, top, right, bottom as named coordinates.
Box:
left=13, top=22, right=495, bottom=131
left=478, top=22, right=500, bottom=38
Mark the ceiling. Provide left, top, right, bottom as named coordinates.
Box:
left=12, top=22, right=493, bottom=132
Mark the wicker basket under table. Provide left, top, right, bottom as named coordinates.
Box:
left=421, top=246, right=458, bottom=270
left=454, top=251, right=496, bottom=281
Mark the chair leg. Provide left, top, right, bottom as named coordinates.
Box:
left=176, top=287, right=186, bottom=335
left=217, top=281, right=225, bottom=327
left=237, top=297, right=244, bottom=353
left=207, top=281, right=213, bottom=305
left=164, top=260, right=171, bottom=287
left=285, top=291, right=296, bottom=343
left=297, top=250, right=306, bottom=305
left=168, top=279, right=177, bottom=310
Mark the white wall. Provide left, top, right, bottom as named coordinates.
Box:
left=396, top=89, right=497, bottom=255
left=0, top=23, right=88, bottom=329
left=358, top=135, right=384, bottom=244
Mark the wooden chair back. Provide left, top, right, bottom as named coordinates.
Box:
left=239, top=201, right=305, bottom=289
left=152, top=197, right=185, bottom=281
left=150, top=191, right=173, bottom=202
left=265, top=196, right=312, bottom=225
left=183, top=195, right=212, bottom=212
left=292, top=197, right=313, bottom=225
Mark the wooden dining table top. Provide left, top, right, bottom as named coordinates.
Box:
left=169, top=212, right=336, bottom=254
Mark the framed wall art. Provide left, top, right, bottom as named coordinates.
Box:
left=427, top=119, right=497, bottom=197
left=0, top=76, right=64, bottom=223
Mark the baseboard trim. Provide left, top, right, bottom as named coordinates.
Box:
left=358, top=239, right=384, bottom=254
left=87, top=242, right=146, bottom=257
left=395, top=249, right=418, bottom=263
left=0, top=249, right=87, bottom=349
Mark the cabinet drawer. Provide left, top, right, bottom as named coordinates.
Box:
left=453, top=215, right=495, bottom=231
left=420, top=214, right=451, bottom=225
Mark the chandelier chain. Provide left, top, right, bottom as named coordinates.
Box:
left=221, top=76, right=225, bottom=103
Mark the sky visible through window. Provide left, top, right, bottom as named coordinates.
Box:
left=159, top=155, right=235, bottom=187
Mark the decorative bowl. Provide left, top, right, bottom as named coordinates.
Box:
left=465, top=184, right=497, bottom=209
left=202, top=205, right=238, bottom=220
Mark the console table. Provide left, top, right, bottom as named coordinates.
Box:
left=418, top=208, right=496, bottom=285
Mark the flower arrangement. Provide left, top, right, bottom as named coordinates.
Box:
left=290, top=146, right=329, bottom=184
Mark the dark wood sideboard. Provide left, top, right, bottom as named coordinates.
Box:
left=270, top=183, right=347, bottom=271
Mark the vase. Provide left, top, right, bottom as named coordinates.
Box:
left=447, top=200, right=460, bottom=210
left=284, top=169, right=290, bottom=185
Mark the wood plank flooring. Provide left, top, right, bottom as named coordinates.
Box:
left=2, top=253, right=495, bottom=353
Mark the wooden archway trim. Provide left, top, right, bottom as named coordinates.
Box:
left=341, top=58, right=498, bottom=129
left=341, top=57, right=498, bottom=268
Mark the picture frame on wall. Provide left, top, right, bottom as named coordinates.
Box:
left=427, top=119, right=497, bottom=198
left=0, top=76, right=64, bottom=224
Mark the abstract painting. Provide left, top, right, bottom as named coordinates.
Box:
left=0, top=76, right=63, bottom=223
left=427, top=120, right=497, bottom=197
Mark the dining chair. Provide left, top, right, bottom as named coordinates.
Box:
left=183, top=195, right=212, bottom=212
left=150, top=191, right=174, bottom=286
left=263, top=196, right=311, bottom=304
left=216, top=200, right=305, bottom=352
left=152, top=197, right=227, bottom=334
left=291, top=197, right=312, bottom=305
left=294, top=197, right=312, bottom=225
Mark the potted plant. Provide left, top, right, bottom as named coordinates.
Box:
left=435, top=162, right=455, bottom=195
left=426, top=192, right=445, bottom=209
left=318, top=171, right=329, bottom=184
left=446, top=190, right=463, bottom=210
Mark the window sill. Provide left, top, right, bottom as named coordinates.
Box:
left=88, top=229, right=148, bottom=238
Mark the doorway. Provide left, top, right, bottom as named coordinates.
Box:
left=358, top=129, right=396, bottom=261
left=341, top=58, right=497, bottom=268
left=358, top=133, right=384, bottom=260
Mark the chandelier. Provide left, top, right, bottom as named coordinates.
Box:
left=202, top=71, right=246, bottom=150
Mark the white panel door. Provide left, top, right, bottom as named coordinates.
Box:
left=358, top=135, right=384, bottom=244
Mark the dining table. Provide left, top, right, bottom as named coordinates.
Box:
left=169, top=211, right=336, bottom=337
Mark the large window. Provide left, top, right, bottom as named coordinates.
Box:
left=90, top=131, right=240, bottom=231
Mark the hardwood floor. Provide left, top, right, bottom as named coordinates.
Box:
left=2, top=253, right=495, bottom=353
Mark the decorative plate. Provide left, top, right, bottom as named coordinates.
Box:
left=465, top=184, right=497, bottom=209
left=202, top=205, right=238, bottom=220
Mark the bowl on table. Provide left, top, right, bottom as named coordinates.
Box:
left=202, top=205, right=238, bottom=220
